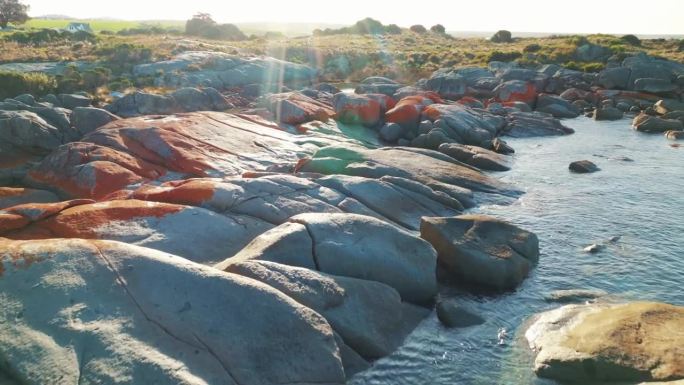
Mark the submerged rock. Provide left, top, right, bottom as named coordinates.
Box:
left=526, top=302, right=684, bottom=383
left=420, top=215, right=539, bottom=290
left=436, top=299, right=485, bottom=328
left=544, top=289, right=608, bottom=303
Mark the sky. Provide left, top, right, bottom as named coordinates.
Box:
left=25, top=0, right=684, bottom=35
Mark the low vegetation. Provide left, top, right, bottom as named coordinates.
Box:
left=1, top=16, right=683, bottom=91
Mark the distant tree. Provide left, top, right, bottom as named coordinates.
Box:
left=185, top=13, right=245, bottom=40
left=410, top=24, right=427, bottom=34
left=0, top=0, right=29, bottom=28
left=490, top=30, right=513, bottom=43
left=430, top=24, right=446, bottom=34
left=185, top=13, right=216, bottom=36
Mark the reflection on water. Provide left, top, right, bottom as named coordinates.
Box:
left=350, top=117, right=684, bottom=385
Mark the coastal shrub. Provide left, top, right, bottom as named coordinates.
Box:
left=679, top=39, right=684, bottom=52
left=117, top=25, right=181, bottom=36
left=564, top=61, right=605, bottom=73
left=620, top=34, right=641, bottom=46
left=523, top=43, right=541, bottom=52
left=486, top=50, right=522, bottom=62
left=567, top=35, right=589, bottom=46
left=2, top=29, right=96, bottom=44
left=430, top=24, right=446, bottom=34
left=386, top=24, right=402, bottom=35
left=490, top=30, right=512, bottom=43
left=0, top=71, right=56, bottom=99
left=185, top=13, right=246, bottom=40
left=410, top=25, right=427, bottom=34
left=314, top=18, right=403, bottom=36
left=95, top=43, right=153, bottom=72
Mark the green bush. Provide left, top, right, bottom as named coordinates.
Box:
left=94, top=43, right=153, bottom=72
left=2, top=29, right=96, bottom=44
left=486, top=50, right=522, bottom=62
left=567, top=35, right=589, bottom=46
left=185, top=13, right=246, bottom=40
left=679, top=40, right=684, bottom=52
left=523, top=43, right=541, bottom=53
left=0, top=71, right=56, bottom=100
left=620, top=34, right=641, bottom=46
left=564, top=61, right=605, bottom=72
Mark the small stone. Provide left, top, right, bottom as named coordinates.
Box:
left=583, top=244, right=604, bottom=253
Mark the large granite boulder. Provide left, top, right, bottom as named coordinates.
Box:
left=535, top=93, right=581, bottom=118
left=593, top=106, right=624, bottom=121
left=0, top=238, right=346, bottom=384
left=385, top=95, right=438, bottom=129
left=133, top=51, right=317, bottom=89
left=298, top=144, right=515, bottom=196
left=633, top=113, right=684, bottom=133
left=493, top=80, right=538, bottom=106
left=217, top=212, right=439, bottom=304
left=332, top=93, right=385, bottom=127
left=24, top=112, right=307, bottom=198
left=503, top=111, right=575, bottom=137
left=597, top=67, right=631, bottom=89
left=526, top=302, right=684, bottom=383
left=0, top=110, right=69, bottom=183
left=1, top=199, right=271, bottom=265
left=355, top=76, right=403, bottom=96
left=266, top=91, right=335, bottom=124
left=425, top=71, right=468, bottom=100
left=420, top=215, right=539, bottom=289
left=633, top=78, right=678, bottom=94
left=70, top=106, right=120, bottom=137
left=225, top=260, right=422, bottom=359
left=0, top=187, right=59, bottom=209
left=421, top=103, right=506, bottom=145
left=438, top=143, right=511, bottom=171
left=105, top=88, right=232, bottom=117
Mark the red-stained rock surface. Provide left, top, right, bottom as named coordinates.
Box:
left=333, top=93, right=384, bottom=127
left=267, top=92, right=336, bottom=124
left=385, top=95, right=437, bottom=127
left=25, top=112, right=309, bottom=199
left=493, top=80, right=538, bottom=106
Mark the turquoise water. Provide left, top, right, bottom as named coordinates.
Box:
left=350, top=117, right=684, bottom=385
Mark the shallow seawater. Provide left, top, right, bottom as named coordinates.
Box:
left=350, top=117, right=684, bottom=385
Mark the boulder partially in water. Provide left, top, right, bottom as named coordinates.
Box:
left=218, top=212, right=439, bottom=304
left=525, top=302, right=684, bottom=383
left=633, top=113, right=684, bottom=133
left=438, top=143, right=511, bottom=171
left=569, top=160, right=600, bottom=173
left=420, top=215, right=539, bottom=290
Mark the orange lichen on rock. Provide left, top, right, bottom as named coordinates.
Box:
left=5, top=199, right=184, bottom=240
left=385, top=96, right=435, bottom=126
left=494, top=82, right=538, bottom=105
left=130, top=179, right=216, bottom=207
left=26, top=142, right=166, bottom=199
left=0, top=200, right=93, bottom=235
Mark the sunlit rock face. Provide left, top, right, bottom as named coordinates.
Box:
left=132, top=51, right=318, bottom=90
